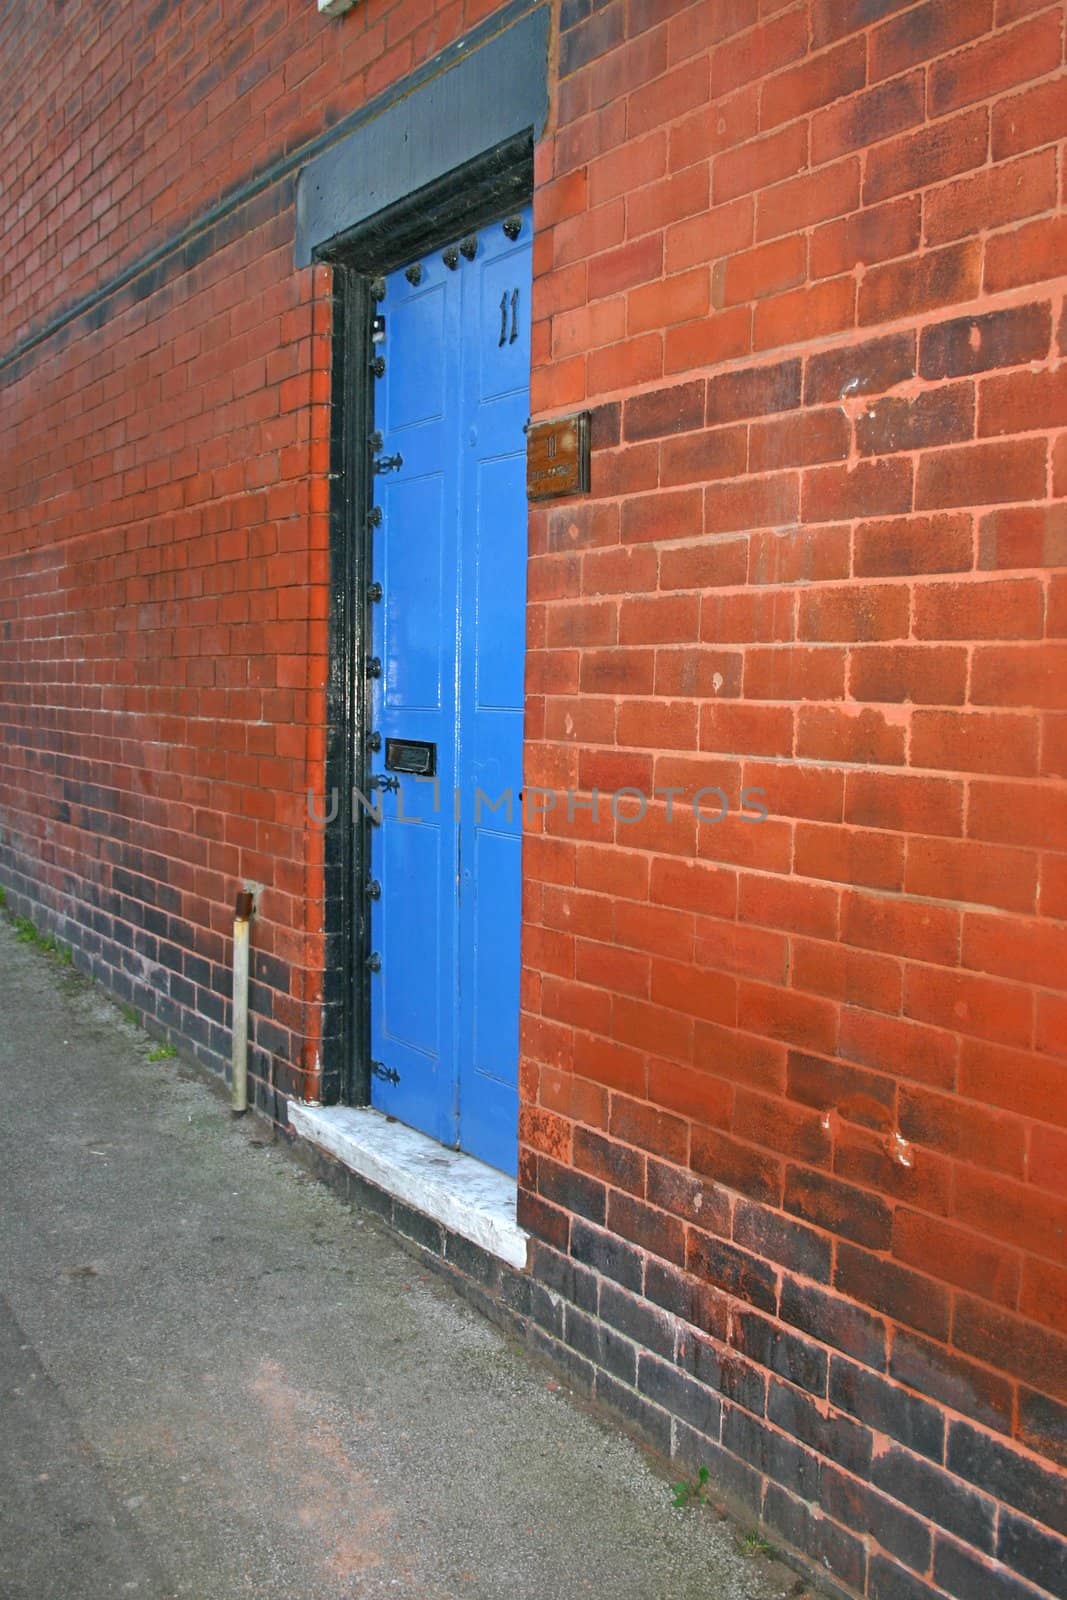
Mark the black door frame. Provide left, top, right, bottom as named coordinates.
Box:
left=316, top=133, right=534, bottom=1108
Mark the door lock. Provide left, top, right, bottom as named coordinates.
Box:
left=373, top=451, right=404, bottom=476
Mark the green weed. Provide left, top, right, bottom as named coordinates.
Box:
left=670, top=1465, right=710, bottom=1509
left=147, top=1043, right=177, bottom=1061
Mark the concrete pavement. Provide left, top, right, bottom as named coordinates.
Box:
left=0, top=916, right=811, bottom=1600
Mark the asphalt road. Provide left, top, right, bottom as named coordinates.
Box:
left=0, top=916, right=807, bottom=1600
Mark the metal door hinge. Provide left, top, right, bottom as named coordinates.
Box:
left=460, top=235, right=478, bottom=260
left=370, top=355, right=385, bottom=378
left=371, top=277, right=386, bottom=302
left=365, top=877, right=381, bottom=900
left=367, top=581, right=383, bottom=602
left=502, top=216, right=522, bottom=240
left=370, top=1059, right=400, bottom=1085
left=366, top=656, right=382, bottom=678
left=367, top=731, right=382, bottom=752
left=405, top=263, right=423, bottom=286
left=367, top=505, right=382, bottom=529
left=442, top=245, right=459, bottom=270
left=366, top=951, right=382, bottom=973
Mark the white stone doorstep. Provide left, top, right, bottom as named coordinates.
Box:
left=288, top=1102, right=530, bottom=1271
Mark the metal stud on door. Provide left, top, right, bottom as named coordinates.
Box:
left=366, top=208, right=532, bottom=1176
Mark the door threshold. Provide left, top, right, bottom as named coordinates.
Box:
left=287, top=1103, right=529, bottom=1270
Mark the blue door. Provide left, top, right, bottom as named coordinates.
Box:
left=365, top=209, right=531, bottom=1176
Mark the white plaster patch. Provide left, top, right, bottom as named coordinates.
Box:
left=288, top=1103, right=530, bottom=1270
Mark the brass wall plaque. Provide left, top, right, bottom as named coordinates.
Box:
left=526, top=412, right=590, bottom=500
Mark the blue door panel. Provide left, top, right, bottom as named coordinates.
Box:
left=367, top=207, right=532, bottom=1176
left=382, top=476, right=446, bottom=709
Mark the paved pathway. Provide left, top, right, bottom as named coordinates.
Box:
left=0, top=918, right=808, bottom=1600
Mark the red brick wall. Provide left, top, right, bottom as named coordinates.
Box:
left=520, top=3, right=1067, bottom=1598
left=1, top=2, right=1066, bottom=1597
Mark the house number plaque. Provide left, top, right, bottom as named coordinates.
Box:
left=526, top=412, right=590, bottom=501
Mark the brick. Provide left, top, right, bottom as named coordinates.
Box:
left=864, top=107, right=989, bottom=206
left=733, top=1197, right=833, bottom=1284
left=588, top=232, right=663, bottom=299
left=954, top=1175, right=1067, bottom=1275
left=711, top=6, right=808, bottom=98
left=981, top=363, right=1067, bottom=438
left=846, top=769, right=963, bottom=837
left=872, top=1447, right=996, bottom=1553
left=986, top=214, right=1067, bottom=294
left=627, top=56, right=710, bottom=139
left=787, top=1048, right=895, bottom=1132
left=905, top=835, right=1038, bottom=914
left=716, top=234, right=806, bottom=306
left=659, top=425, right=748, bottom=488
left=930, top=10, right=1064, bottom=117
left=964, top=908, right=1067, bottom=989
left=813, top=193, right=924, bottom=281
left=979, top=505, right=1067, bottom=569
left=915, top=578, right=1044, bottom=641
left=767, top=1376, right=874, bottom=1476
left=856, top=385, right=974, bottom=457
left=907, top=961, right=1034, bottom=1048
left=623, top=379, right=704, bottom=441
left=749, top=522, right=851, bottom=585
left=795, top=821, right=905, bottom=893
left=813, top=71, right=925, bottom=164
left=750, top=408, right=851, bottom=472
left=1019, top=1389, right=1067, bottom=1473
left=993, top=74, right=1067, bottom=160
left=669, top=92, right=758, bottom=173
left=811, top=0, right=915, bottom=48
left=921, top=302, right=1052, bottom=380
left=760, top=37, right=867, bottom=131
left=685, top=1226, right=780, bottom=1312
left=570, top=1216, right=644, bottom=1293
left=712, top=121, right=808, bottom=204
left=869, top=0, right=995, bottom=84
left=805, top=331, right=916, bottom=405
left=820, top=1463, right=933, bottom=1574
left=693, top=1020, right=788, bottom=1095
left=706, top=357, right=801, bottom=423
left=701, top=701, right=795, bottom=758
left=757, top=159, right=860, bottom=243
left=803, top=460, right=914, bottom=524
left=998, top=1511, right=1067, bottom=1598
left=637, top=1350, right=722, bottom=1437
left=704, top=472, right=798, bottom=534
left=892, top=1330, right=1014, bottom=1433
left=893, top=1209, right=1022, bottom=1307
left=958, top=1298, right=1067, bottom=1416
left=950, top=1418, right=1067, bottom=1537
left=860, top=242, right=982, bottom=326
left=690, top=1125, right=783, bottom=1206
left=843, top=889, right=959, bottom=967
left=856, top=513, right=973, bottom=578
left=926, top=150, right=1058, bottom=247
left=743, top=645, right=846, bottom=700
left=832, top=1358, right=945, bottom=1463
left=917, top=439, right=1047, bottom=511
left=850, top=645, right=969, bottom=706
left=784, top=1166, right=892, bottom=1251
left=972, top=644, right=1067, bottom=711
left=781, top=1275, right=887, bottom=1370
left=725, top=1405, right=824, bottom=1503
left=961, top=1036, right=1067, bottom=1128
left=559, top=5, right=625, bottom=77
left=840, top=1008, right=957, bottom=1091
left=754, top=276, right=857, bottom=354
